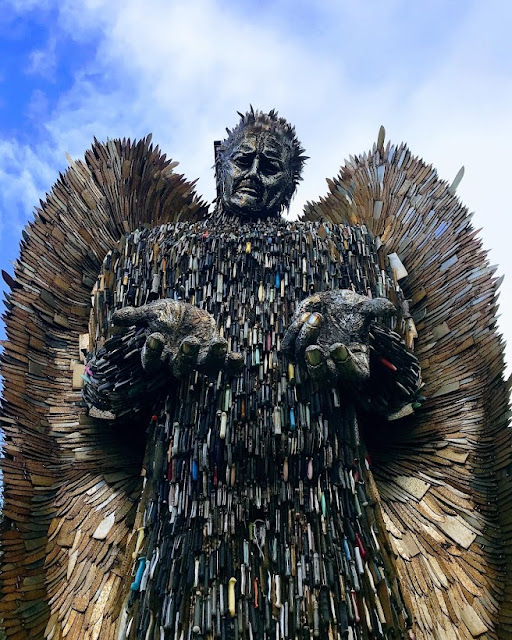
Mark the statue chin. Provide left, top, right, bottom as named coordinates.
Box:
left=222, top=196, right=281, bottom=220
left=230, top=208, right=280, bottom=220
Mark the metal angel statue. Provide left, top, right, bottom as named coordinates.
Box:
left=0, top=108, right=509, bottom=640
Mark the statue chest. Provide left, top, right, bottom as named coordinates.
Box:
left=112, top=220, right=410, bottom=639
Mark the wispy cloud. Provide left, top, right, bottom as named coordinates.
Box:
left=0, top=139, right=57, bottom=237
left=25, top=88, right=50, bottom=120
left=1, top=0, right=511, bottom=367
left=26, top=36, right=57, bottom=80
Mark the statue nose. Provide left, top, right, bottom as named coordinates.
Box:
left=246, top=157, right=260, bottom=178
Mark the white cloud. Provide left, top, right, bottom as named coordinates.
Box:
left=26, top=37, right=57, bottom=80
left=6, top=0, right=52, bottom=9
left=26, top=88, right=49, bottom=120
left=40, top=0, right=353, bottom=201
left=1, top=0, right=511, bottom=370
left=0, top=139, right=58, bottom=239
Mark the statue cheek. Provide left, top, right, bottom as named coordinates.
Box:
left=230, top=166, right=243, bottom=180
left=268, top=181, right=287, bottom=206
left=263, top=173, right=280, bottom=189
left=223, top=174, right=235, bottom=199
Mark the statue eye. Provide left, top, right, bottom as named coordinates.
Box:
left=260, top=157, right=281, bottom=176
left=233, top=155, right=253, bottom=169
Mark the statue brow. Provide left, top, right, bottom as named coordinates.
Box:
left=234, top=146, right=256, bottom=155
left=263, top=151, right=282, bottom=162
left=233, top=147, right=282, bottom=162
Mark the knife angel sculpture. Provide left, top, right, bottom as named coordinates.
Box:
left=0, top=110, right=509, bottom=640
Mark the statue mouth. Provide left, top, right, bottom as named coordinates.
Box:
left=235, top=182, right=262, bottom=198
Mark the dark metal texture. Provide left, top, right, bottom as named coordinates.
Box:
left=0, top=112, right=508, bottom=640
left=85, top=216, right=416, bottom=639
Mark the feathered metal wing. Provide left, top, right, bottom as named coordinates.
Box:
left=302, top=128, right=511, bottom=639
left=1, top=128, right=510, bottom=640
left=0, top=137, right=208, bottom=640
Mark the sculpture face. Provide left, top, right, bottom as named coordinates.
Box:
left=220, top=129, right=293, bottom=219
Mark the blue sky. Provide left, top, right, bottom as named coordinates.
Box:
left=1, top=0, right=511, bottom=371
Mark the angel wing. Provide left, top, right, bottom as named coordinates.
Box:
left=302, top=128, right=511, bottom=639
left=0, top=137, right=208, bottom=639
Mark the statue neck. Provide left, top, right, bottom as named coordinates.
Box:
left=211, top=200, right=283, bottom=224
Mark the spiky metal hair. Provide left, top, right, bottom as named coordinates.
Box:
left=216, top=107, right=308, bottom=212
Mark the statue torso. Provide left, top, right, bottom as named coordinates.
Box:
left=97, top=218, right=411, bottom=639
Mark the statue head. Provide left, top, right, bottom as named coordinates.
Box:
left=216, top=107, right=307, bottom=219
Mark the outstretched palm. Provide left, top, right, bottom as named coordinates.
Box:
left=113, top=299, right=243, bottom=379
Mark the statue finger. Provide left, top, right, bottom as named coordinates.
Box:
left=295, top=312, right=323, bottom=355
left=359, top=297, right=396, bottom=320
left=112, top=299, right=183, bottom=331
left=330, top=343, right=349, bottom=364
left=198, top=337, right=229, bottom=374
left=281, top=311, right=311, bottom=356
left=330, top=343, right=370, bottom=380
left=171, top=336, right=200, bottom=379
left=113, top=305, right=151, bottom=327
left=224, top=351, right=245, bottom=376
left=141, top=332, right=166, bottom=372
left=304, top=345, right=335, bottom=382
left=113, top=300, right=180, bottom=329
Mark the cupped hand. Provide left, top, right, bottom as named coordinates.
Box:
left=282, top=290, right=396, bottom=385
left=112, top=300, right=244, bottom=379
